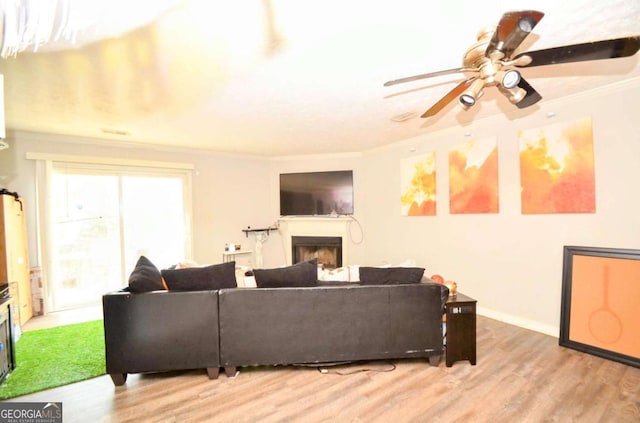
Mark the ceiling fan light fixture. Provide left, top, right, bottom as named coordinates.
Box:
left=518, top=17, right=535, bottom=33
left=499, top=85, right=526, bottom=104
left=459, top=94, right=475, bottom=107
left=501, top=69, right=521, bottom=89
left=459, top=79, right=485, bottom=107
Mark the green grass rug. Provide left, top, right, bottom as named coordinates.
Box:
left=0, top=319, right=105, bottom=400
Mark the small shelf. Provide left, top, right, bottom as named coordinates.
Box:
left=241, top=226, right=278, bottom=238
left=222, top=250, right=252, bottom=256
left=222, top=250, right=252, bottom=263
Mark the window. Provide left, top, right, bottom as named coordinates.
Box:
left=31, top=155, right=193, bottom=312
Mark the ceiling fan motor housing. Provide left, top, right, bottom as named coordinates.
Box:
left=463, top=32, right=492, bottom=68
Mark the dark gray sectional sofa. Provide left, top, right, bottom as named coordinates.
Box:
left=103, top=281, right=449, bottom=386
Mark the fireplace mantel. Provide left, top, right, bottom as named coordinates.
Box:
left=277, top=216, right=352, bottom=265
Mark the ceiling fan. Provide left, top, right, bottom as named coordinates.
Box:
left=384, top=10, right=640, bottom=118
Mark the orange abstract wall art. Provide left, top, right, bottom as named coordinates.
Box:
left=568, top=255, right=640, bottom=358
left=400, top=152, right=436, bottom=216
left=519, top=116, right=595, bottom=214
left=449, top=137, right=499, bottom=214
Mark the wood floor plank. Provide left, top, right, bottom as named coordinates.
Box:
left=9, top=315, right=640, bottom=423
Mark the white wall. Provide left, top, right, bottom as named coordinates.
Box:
left=0, top=133, right=273, bottom=268
left=1, top=78, right=639, bottom=338
left=357, top=78, right=640, bottom=336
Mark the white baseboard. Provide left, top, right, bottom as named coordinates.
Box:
left=477, top=306, right=559, bottom=338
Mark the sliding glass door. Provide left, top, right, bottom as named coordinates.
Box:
left=47, top=164, right=191, bottom=311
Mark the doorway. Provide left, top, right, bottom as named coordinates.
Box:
left=46, top=165, right=191, bottom=311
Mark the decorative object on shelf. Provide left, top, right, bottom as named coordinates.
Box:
left=430, top=274, right=445, bottom=284
left=444, top=281, right=458, bottom=296
left=429, top=273, right=457, bottom=296
left=242, top=225, right=278, bottom=268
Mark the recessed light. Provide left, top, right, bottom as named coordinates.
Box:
left=546, top=112, right=556, bottom=118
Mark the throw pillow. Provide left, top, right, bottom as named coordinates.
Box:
left=128, top=256, right=166, bottom=293
left=359, top=266, right=425, bottom=285
left=317, top=265, right=360, bottom=282
left=253, top=258, right=318, bottom=288
left=161, top=261, right=237, bottom=291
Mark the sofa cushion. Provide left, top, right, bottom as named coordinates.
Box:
left=128, top=256, right=167, bottom=293
left=162, top=261, right=237, bottom=291
left=359, top=266, right=425, bottom=285
left=253, top=258, right=318, bottom=288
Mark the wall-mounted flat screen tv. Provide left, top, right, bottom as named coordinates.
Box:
left=280, top=170, right=353, bottom=216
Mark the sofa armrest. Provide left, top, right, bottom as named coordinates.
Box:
left=102, top=289, right=220, bottom=383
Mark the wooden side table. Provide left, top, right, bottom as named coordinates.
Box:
left=445, top=293, right=477, bottom=367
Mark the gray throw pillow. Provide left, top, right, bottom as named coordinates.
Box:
left=128, top=256, right=166, bottom=293
left=162, top=261, right=237, bottom=291
left=253, top=258, right=318, bottom=288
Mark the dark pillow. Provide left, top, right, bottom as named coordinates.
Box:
left=359, top=267, right=425, bottom=285
left=253, top=258, right=318, bottom=288
left=161, top=261, right=237, bottom=291
left=128, top=256, right=166, bottom=293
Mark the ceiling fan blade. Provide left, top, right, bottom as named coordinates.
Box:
left=384, top=67, right=475, bottom=87
left=486, top=10, right=544, bottom=59
left=514, top=77, right=542, bottom=109
left=514, top=36, right=640, bottom=67
left=421, top=77, right=476, bottom=118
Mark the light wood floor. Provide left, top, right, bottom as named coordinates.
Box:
left=8, top=314, right=640, bottom=423
left=21, top=303, right=103, bottom=332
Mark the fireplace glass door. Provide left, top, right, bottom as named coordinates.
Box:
left=292, top=236, right=342, bottom=269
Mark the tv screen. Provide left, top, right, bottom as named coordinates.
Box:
left=280, top=170, right=353, bottom=216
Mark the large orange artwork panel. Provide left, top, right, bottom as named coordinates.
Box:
left=449, top=137, right=499, bottom=214
left=401, top=152, right=436, bottom=216
left=568, top=255, right=640, bottom=358
left=519, top=116, right=595, bottom=214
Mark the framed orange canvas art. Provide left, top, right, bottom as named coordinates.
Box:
left=400, top=152, right=436, bottom=216
left=519, top=116, right=595, bottom=214
left=449, top=137, right=499, bottom=214
left=560, top=246, right=640, bottom=368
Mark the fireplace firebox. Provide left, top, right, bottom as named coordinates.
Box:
left=292, top=236, right=342, bottom=269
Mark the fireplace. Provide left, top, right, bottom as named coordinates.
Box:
left=292, top=236, right=342, bottom=269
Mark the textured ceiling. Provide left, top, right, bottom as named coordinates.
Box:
left=0, top=0, right=638, bottom=156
